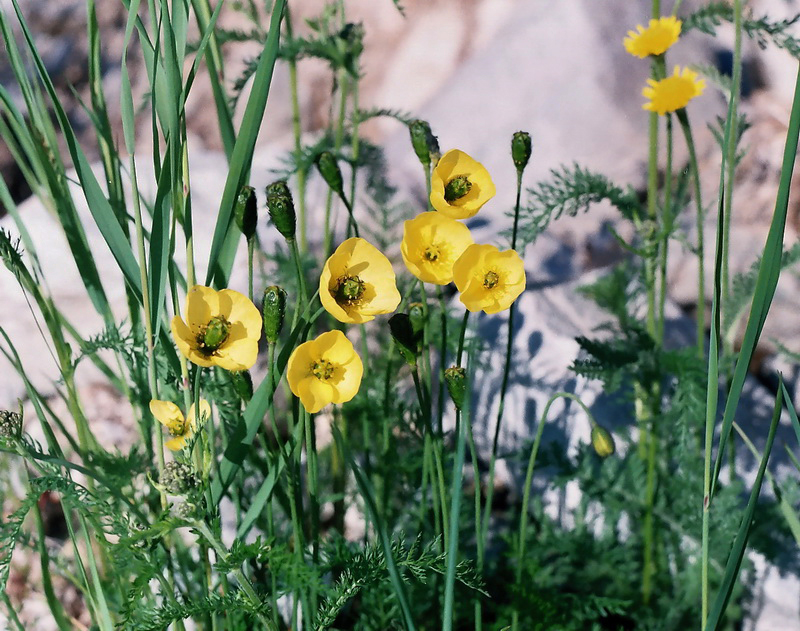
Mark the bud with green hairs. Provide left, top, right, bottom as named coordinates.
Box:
left=263, top=285, right=287, bottom=345
left=511, top=131, right=532, bottom=173
left=266, top=180, right=297, bottom=242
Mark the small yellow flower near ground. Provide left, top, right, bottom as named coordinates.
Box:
left=320, top=237, right=401, bottom=324
left=453, top=244, right=526, bottom=314
left=149, top=399, right=211, bottom=451
left=171, top=285, right=262, bottom=371
left=642, top=65, right=705, bottom=116
left=401, top=212, right=474, bottom=285
left=287, top=330, right=364, bottom=414
left=623, top=16, right=682, bottom=59
left=430, top=149, right=496, bottom=220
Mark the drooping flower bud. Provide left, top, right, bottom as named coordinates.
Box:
left=262, top=285, right=287, bottom=345
left=316, top=152, right=344, bottom=195
left=408, top=119, right=439, bottom=167
left=0, top=409, right=22, bottom=439
left=444, top=366, right=467, bottom=411
left=591, top=425, right=616, bottom=458
left=389, top=313, right=421, bottom=367
left=159, top=461, right=199, bottom=495
left=234, top=185, right=258, bottom=241
left=230, top=370, right=254, bottom=403
left=511, top=131, right=532, bottom=173
left=265, top=181, right=297, bottom=242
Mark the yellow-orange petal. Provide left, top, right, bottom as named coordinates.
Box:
left=218, top=289, right=262, bottom=339
left=185, top=285, right=219, bottom=335
left=430, top=149, right=495, bottom=220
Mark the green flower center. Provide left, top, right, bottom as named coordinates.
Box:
left=197, top=315, right=230, bottom=355
left=334, top=275, right=365, bottom=305
left=168, top=419, right=186, bottom=437
left=483, top=271, right=499, bottom=289
left=311, top=359, right=335, bottom=381
left=423, top=246, right=440, bottom=262
left=444, top=175, right=472, bottom=203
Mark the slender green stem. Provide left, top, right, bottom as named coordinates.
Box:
left=642, top=391, right=658, bottom=603
left=436, top=286, right=448, bottom=437
left=194, top=522, right=276, bottom=630
left=658, top=114, right=674, bottom=344
left=456, top=310, right=470, bottom=367
left=284, top=8, right=308, bottom=251
left=413, top=365, right=449, bottom=548
left=247, top=237, right=254, bottom=302
left=677, top=109, right=705, bottom=358
left=465, top=414, right=483, bottom=631
left=511, top=393, right=596, bottom=631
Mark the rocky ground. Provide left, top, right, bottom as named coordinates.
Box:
left=4, top=0, right=800, bottom=628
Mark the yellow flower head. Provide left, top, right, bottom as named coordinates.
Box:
left=430, top=149, right=496, bottom=220
left=453, top=244, right=526, bottom=314
left=287, top=330, right=364, bottom=414
left=149, top=399, right=211, bottom=451
left=623, top=16, right=681, bottom=59
left=642, top=65, right=705, bottom=116
left=320, top=237, right=401, bottom=324
left=401, top=212, right=474, bottom=285
left=171, top=285, right=262, bottom=371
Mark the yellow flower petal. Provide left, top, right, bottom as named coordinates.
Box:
left=641, top=65, right=705, bottom=116
left=172, top=285, right=262, bottom=370
left=401, top=212, right=474, bottom=284
left=453, top=243, right=526, bottom=314
left=287, top=330, right=363, bottom=414
left=186, top=285, right=219, bottom=336
left=149, top=399, right=183, bottom=429
left=430, top=149, right=496, bottom=219
left=319, top=238, right=400, bottom=324
left=187, top=399, right=212, bottom=429
left=623, top=16, right=681, bottom=59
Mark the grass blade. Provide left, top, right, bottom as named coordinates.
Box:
left=205, top=0, right=286, bottom=288
left=704, top=384, right=783, bottom=631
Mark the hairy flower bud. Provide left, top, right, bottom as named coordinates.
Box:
left=266, top=181, right=297, bottom=242
left=159, top=461, right=199, bottom=495
left=262, top=285, right=287, bottom=345
left=591, top=425, right=616, bottom=458
left=511, top=131, right=532, bottom=173
left=316, top=152, right=344, bottom=195
left=444, top=366, right=467, bottom=411
left=234, top=185, right=258, bottom=241
left=230, top=370, right=254, bottom=403
left=408, top=119, right=439, bottom=167
left=389, top=313, right=421, bottom=367
left=0, top=409, right=22, bottom=439
left=408, top=302, right=427, bottom=335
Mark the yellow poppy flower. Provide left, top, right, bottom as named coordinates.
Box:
left=623, top=16, right=682, bottom=59
left=149, top=399, right=211, bottom=451
left=642, top=66, right=705, bottom=116
left=287, top=330, right=364, bottom=414
left=430, top=149, right=496, bottom=220
left=453, top=244, right=526, bottom=314
left=401, top=212, right=474, bottom=285
left=320, top=237, right=401, bottom=324
left=171, top=285, right=262, bottom=371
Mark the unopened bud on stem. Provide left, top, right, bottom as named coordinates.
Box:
left=389, top=313, right=421, bottom=367
left=444, top=366, right=467, bottom=411
left=409, top=119, right=440, bottom=167
left=591, top=424, right=616, bottom=458
left=316, top=152, right=344, bottom=196
left=265, top=180, right=297, bottom=241
left=234, top=185, right=258, bottom=241
left=511, top=131, right=532, bottom=173
left=263, top=285, right=287, bottom=345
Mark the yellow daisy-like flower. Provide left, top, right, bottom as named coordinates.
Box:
left=320, top=237, right=402, bottom=324
left=401, top=212, right=474, bottom=285
left=149, top=399, right=211, bottom=451
left=453, top=244, right=526, bottom=314
left=623, top=16, right=681, bottom=59
left=287, top=330, right=364, bottom=414
left=171, top=285, right=262, bottom=371
left=430, top=149, right=496, bottom=220
left=642, top=65, right=705, bottom=116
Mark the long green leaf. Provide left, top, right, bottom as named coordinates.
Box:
left=205, top=0, right=286, bottom=288
left=7, top=0, right=143, bottom=303
left=704, top=384, right=783, bottom=630
left=710, top=62, right=800, bottom=497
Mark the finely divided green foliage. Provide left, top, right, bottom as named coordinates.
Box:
left=684, top=2, right=800, bottom=58
left=517, top=163, right=642, bottom=247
